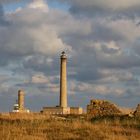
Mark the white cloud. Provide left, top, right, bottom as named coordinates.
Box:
left=0, top=0, right=72, bottom=61
left=107, top=19, right=140, bottom=42
left=69, top=80, right=126, bottom=96
left=53, top=0, right=140, bottom=18
left=31, top=73, right=49, bottom=84
left=28, top=0, right=49, bottom=12
left=70, top=0, right=140, bottom=10
left=0, top=0, right=140, bottom=110
left=57, top=0, right=140, bottom=10
left=94, top=41, right=121, bottom=56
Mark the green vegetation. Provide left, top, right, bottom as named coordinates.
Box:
left=0, top=114, right=139, bottom=140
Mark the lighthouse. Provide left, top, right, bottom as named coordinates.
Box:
left=41, top=52, right=83, bottom=115
left=60, top=51, right=67, bottom=107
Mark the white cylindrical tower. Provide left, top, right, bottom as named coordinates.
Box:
left=60, top=51, right=67, bottom=107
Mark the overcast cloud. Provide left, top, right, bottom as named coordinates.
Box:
left=0, top=0, right=140, bottom=111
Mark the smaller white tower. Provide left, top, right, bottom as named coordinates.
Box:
left=18, top=90, right=24, bottom=111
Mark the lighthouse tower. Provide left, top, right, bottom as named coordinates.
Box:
left=41, top=52, right=83, bottom=115
left=60, top=51, right=67, bottom=107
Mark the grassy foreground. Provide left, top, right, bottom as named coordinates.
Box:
left=0, top=114, right=139, bottom=140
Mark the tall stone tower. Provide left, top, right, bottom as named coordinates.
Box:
left=60, top=51, right=67, bottom=108
left=18, top=90, right=24, bottom=110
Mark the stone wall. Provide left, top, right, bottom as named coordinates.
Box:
left=133, top=104, right=140, bottom=117
left=87, top=99, right=122, bottom=117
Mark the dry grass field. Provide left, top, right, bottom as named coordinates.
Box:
left=0, top=113, right=139, bottom=140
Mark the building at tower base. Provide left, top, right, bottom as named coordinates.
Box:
left=41, top=106, right=83, bottom=115
left=41, top=107, right=70, bottom=115
left=70, top=107, right=83, bottom=115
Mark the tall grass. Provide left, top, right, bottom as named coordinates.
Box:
left=0, top=113, right=139, bottom=140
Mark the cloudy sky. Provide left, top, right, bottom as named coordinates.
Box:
left=0, top=0, right=140, bottom=112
